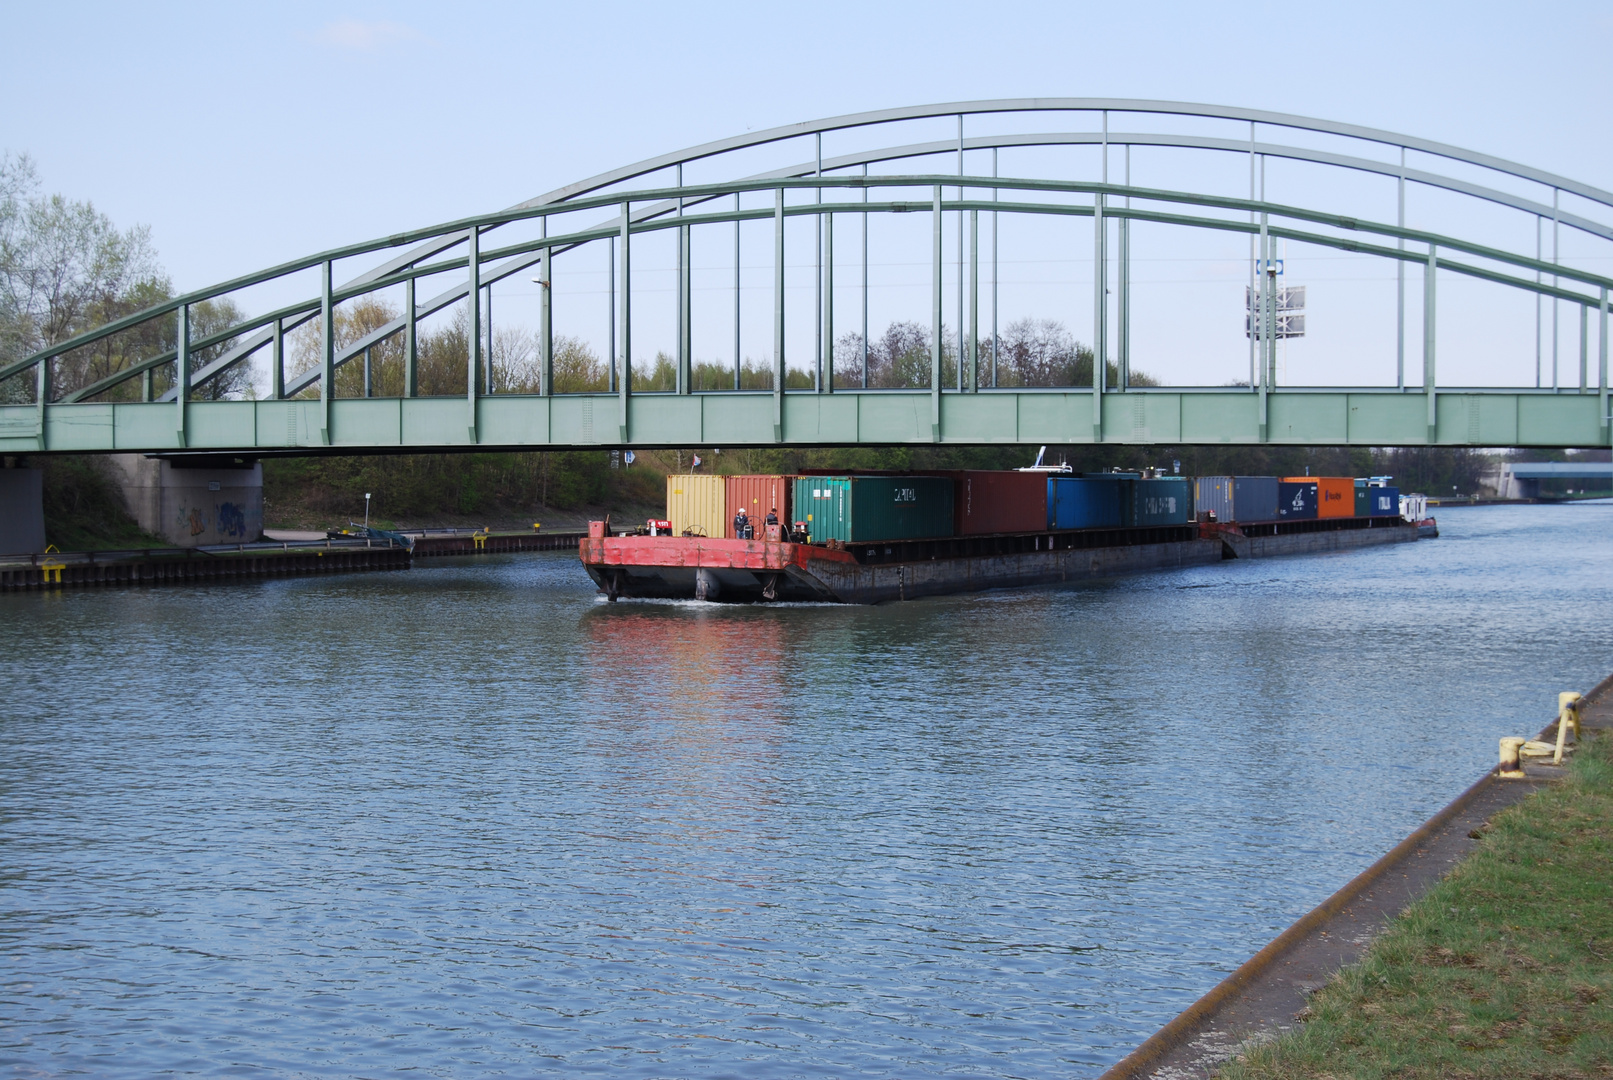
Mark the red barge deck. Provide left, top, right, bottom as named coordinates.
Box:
left=580, top=517, right=1420, bottom=604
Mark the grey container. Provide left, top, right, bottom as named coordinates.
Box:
left=1193, top=476, right=1279, bottom=524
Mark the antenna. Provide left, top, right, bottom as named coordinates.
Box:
left=1033, top=445, right=1046, bottom=467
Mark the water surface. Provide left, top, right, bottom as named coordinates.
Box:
left=3, top=504, right=1611, bottom=1077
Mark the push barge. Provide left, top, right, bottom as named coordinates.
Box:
left=579, top=515, right=1420, bottom=605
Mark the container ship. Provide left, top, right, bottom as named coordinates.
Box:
left=580, top=470, right=1428, bottom=605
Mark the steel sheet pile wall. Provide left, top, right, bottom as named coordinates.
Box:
left=665, top=475, right=726, bottom=538
left=792, top=476, right=955, bottom=543
left=1277, top=480, right=1319, bottom=520
left=952, top=471, right=1050, bottom=535
left=1048, top=477, right=1124, bottom=530
left=724, top=475, right=791, bottom=538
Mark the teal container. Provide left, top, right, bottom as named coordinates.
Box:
left=791, top=475, right=955, bottom=543
left=1130, top=477, right=1192, bottom=526
left=1354, top=487, right=1372, bottom=517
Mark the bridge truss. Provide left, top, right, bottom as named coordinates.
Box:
left=2, top=99, right=1610, bottom=453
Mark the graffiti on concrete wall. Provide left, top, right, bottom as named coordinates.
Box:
left=179, top=507, right=208, bottom=536
left=215, top=502, right=247, bottom=539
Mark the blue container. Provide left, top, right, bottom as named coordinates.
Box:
left=1048, top=477, right=1124, bottom=530
left=1277, top=481, right=1318, bottom=520
left=1366, top=485, right=1401, bottom=517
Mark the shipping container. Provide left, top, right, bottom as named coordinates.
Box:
left=1192, top=476, right=1279, bottom=523
left=724, top=475, right=791, bottom=538
left=665, top=474, right=726, bottom=538
left=950, top=470, right=1049, bottom=535
left=1048, top=477, right=1124, bottom=530
left=1354, top=486, right=1372, bottom=517
left=791, top=475, right=955, bottom=543
left=1277, top=480, right=1319, bottom=519
left=1284, top=476, right=1354, bottom=519
left=1366, top=486, right=1401, bottom=516
left=1130, top=477, right=1193, bottom=526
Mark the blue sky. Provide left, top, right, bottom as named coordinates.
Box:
left=4, top=1, right=1611, bottom=393
left=5, top=0, right=1609, bottom=293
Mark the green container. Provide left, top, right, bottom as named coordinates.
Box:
left=1130, top=477, right=1193, bottom=526
left=1354, top=487, right=1371, bottom=517
left=791, top=475, right=955, bottom=543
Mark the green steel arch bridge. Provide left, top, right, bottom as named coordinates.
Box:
left=3, top=99, right=1610, bottom=455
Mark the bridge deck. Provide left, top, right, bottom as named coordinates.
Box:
left=6, top=388, right=1606, bottom=453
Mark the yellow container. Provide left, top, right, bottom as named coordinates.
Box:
left=665, top=474, right=726, bottom=538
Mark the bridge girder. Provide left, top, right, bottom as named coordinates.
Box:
left=4, top=389, right=1604, bottom=454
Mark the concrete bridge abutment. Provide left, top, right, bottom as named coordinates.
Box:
left=107, top=454, right=264, bottom=548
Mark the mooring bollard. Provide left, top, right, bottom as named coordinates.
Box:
left=1498, top=736, right=1527, bottom=779
left=1554, top=692, right=1583, bottom=765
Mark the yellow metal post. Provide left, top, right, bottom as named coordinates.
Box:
left=1498, top=736, right=1527, bottom=779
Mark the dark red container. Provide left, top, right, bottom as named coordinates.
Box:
left=948, top=470, right=1050, bottom=535
left=724, top=475, right=792, bottom=538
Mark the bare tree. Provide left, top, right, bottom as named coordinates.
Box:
left=1, top=152, right=167, bottom=402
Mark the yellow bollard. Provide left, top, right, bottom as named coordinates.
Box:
left=1498, top=737, right=1527, bottom=779
left=40, top=545, right=65, bottom=586
left=1554, top=692, right=1583, bottom=765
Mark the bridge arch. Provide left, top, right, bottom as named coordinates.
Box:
left=3, top=100, right=1610, bottom=453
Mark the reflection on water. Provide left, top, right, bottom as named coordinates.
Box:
left=2, top=504, right=1611, bottom=1077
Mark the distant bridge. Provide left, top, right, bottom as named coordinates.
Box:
left=1490, top=461, right=1613, bottom=498
left=2, top=99, right=1610, bottom=455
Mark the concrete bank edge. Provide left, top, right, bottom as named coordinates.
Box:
left=1096, top=674, right=1611, bottom=1080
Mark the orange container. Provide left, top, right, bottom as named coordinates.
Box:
left=1284, top=476, right=1355, bottom=518
left=724, top=475, right=792, bottom=537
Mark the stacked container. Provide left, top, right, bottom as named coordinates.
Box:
left=665, top=474, right=726, bottom=538
left=1365, top=486, right=1401, bottom=516
left=1048, top=477, right=1124, bottom=530
left=1277, top=480, right=1319, bottom=520
left=724, top=475, right=791, bottom=538
left=951, top=470, right=1050, bottom=535
left=1192, top=476, right=1279, bottom=524
left=1129, top=477, right=1193, bottom=526
left=1283, top=476, right=1355, bottom=519
left=791, top=475, right=955, bottom=543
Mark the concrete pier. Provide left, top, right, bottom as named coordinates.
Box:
left=0, top=468, right=45, bottom=554
left=108, top=454, right=263, bottom=547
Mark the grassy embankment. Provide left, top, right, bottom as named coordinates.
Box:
left=1219, top=730, right=1613, bottom=1079
left=39, top=456, right=166, bottom=551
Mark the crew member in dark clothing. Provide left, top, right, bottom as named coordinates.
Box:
left=733, top=507, right=751, bottom=539
left=765, top=508, right=779, bottom=527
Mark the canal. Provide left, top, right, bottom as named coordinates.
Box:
left=3, top=503, right=1611, bottom=1077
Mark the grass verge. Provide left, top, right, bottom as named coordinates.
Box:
left=1219, top=729, right=1613, bottom=1079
